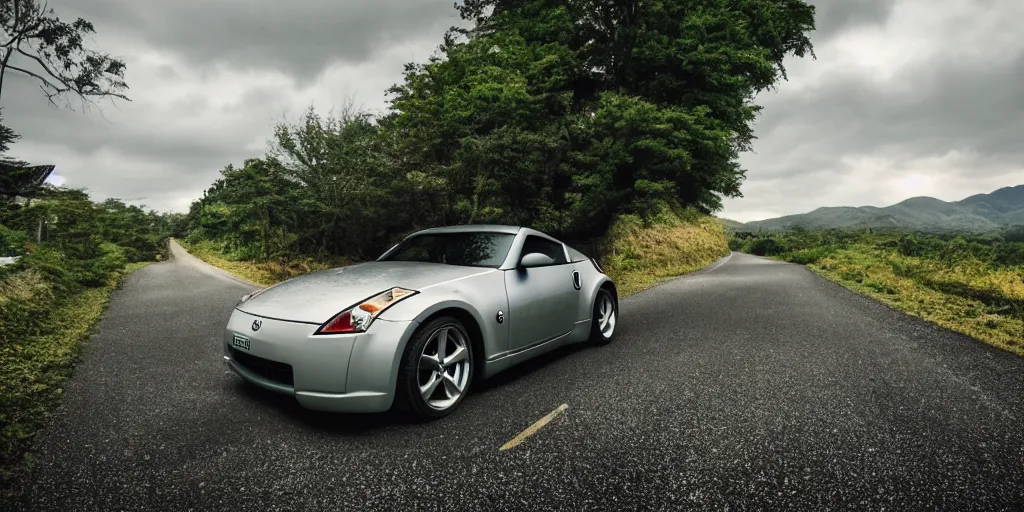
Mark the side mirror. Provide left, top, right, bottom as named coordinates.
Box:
left=519, top=252, right=555, bottom=268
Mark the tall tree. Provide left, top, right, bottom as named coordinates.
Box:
left=391, top=0, right=815, bottom=238
left=0, top=0, right=129, bottom=106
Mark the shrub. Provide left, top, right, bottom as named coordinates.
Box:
left=17, top=247, right=73, bottom=294
left=0, top=269, right=55, bottom=347
left=0, top=224, right=28, bottom=257
left=897, top=234, right=924, bottom=257
left=69, top=243, right=128, bottom=287
left=746, top=237, right=787, bottom=256
left=784, top=247, right=834, bottom=265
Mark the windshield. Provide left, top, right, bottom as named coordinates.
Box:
left=380, top=232, right=516, bottom=268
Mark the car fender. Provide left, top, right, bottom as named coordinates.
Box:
left=573, top=262, right=614, bottom=327
left=378, top=272, right=510, bottom=379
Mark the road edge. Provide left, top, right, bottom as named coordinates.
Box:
left=619, top=250, right=735, bottom=300
left=167, top=238, right=261, bottom=289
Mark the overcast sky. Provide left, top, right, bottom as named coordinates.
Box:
left=3, top=0, right=1023, bottom=222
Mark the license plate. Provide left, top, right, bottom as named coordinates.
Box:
left=232, top=334, right=250, bottom=351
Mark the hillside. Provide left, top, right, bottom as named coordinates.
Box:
left=732, top=185, right=1024, bottom=232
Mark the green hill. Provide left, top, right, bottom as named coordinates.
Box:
left=734, top=185, right=1024, bottom=232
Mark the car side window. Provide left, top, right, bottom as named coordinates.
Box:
left=521, top=235, right=568, bottom=265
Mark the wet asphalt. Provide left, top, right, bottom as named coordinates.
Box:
left=12, top=242, right=1024, bottom=511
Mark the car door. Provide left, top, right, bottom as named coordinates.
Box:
left=504, top=235, right=578, bottom=352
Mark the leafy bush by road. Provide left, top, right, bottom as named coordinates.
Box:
left=602, top=210, right=730, bottom=297
left=0, top=187, right=177, bottom=496
left=185, top=207, right=732, bottom=299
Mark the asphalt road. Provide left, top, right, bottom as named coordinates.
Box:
left=14, top=242, right=1024, bottom=511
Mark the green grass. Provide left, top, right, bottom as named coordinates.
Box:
left=184, top=213, right=731, bottom=299
left=602, top=211, right=731, bottom=297
left=178, top=239, right=343, bottom=287
left=730, top=229, right=1024, bottom=357
left=0, top=261, right=153, bottom=500
left=806, top=247, right=1024, bottom=357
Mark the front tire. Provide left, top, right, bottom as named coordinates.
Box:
left=589, top=288, right=618, bottom=344
left=396, top=316, right=474, bottom=420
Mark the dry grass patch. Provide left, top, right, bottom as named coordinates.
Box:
left=810, top=248, right=1024, bottom=357
left=179, top=240, right=346, bottom=287
left=603, top=213, right=731, bottom=297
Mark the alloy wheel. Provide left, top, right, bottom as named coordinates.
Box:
left=598, top=293, right=616, bottom=338
left=417, top=325, right=471, bottom=411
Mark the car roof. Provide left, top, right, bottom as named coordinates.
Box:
left=411, top=224, right=523, bottom=235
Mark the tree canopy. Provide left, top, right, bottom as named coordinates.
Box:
left=188, top=0, right=817, bottom=260
left=0, top=0, right=129, bottom=106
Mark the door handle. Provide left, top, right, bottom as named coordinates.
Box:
left=572, top=270, right=581, bottom=290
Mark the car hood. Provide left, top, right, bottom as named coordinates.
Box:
left=236, top=261, right=496, bottom=323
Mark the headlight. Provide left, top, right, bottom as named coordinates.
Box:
left=314, top=287, right=418, bottom=335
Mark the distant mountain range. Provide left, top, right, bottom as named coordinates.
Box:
left=724, top=185, right=1024, bottom=232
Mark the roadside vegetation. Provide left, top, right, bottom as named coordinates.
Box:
left=178, top=238, right=343, bottom=287
left=183, top=209, right=731, bottom=297
left=183, top=0, right=815, bottom=293
left=1, top=0, right=820, bottom=500
left=730, top=227, right=1024, bottom=356
left=0, top=0, right=154, bottom=497
left=0, top=187, right=179, bottom=496
left=602, top=210, right=730, bottom=297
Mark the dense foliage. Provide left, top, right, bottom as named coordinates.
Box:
left=0, top=186, right=176, bottom=381
left=731, top=227, right=1024, bottom=268
left=731, top=228, right=1024, bottom=355
left=188, top=0, right=816, bottom=261
left=0, top=186, right=176, bottom=490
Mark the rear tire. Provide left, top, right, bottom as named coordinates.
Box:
left=589, top=288, right=618, bottom=344
left=396, top=316, right=474, bottom=421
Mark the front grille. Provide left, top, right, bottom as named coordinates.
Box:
left=229, top=347, right=294, bottom=386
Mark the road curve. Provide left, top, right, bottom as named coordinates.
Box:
left=14, top=243, right=1024, bottom=510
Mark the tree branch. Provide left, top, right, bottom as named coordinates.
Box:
left=1, top=2, right=46, bottom=49
left=0, top=1, right=130, bottom=105
left=14, top=46, right=65, bottom=87
left=0, top=48, right=11, bottom=102
left=5, top=63, right=66, bottom=95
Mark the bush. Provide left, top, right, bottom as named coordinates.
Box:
left=69, top=243, right=127, bottom=287
left=897, top=234, right=924, bottom=257
left=784, top=247, right=834, bottom=265
left=17, top=247, right=73, bottom=294
left=746, top=237, right=787, bottom=256
left=0, top=269, right=55, bottom=347
left=0, top=224, right=27, bottom=257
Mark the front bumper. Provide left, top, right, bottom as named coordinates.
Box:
left=223, top=309, right=418, bottom=413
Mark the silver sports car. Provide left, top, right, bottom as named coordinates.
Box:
left=223, top=225, right=618, bottom=419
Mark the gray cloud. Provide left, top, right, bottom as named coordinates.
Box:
left=4, top=0, right=1023, bottom=220
left=751, top=53, right=1024, bottom=176
left=4, top=75, right=246, bottom=169
left=1, top=0, right=461, bottom=211
left=721, top=0, right=1024, bottom=220
left=811, top=0, right=895, bottom=40
left=58, top=0, right=461, bottom=80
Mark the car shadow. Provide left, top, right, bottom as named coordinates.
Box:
left=235, top=381, right=404, bottom=433
left=473, top=342, right=591, bottom=394
left=231, top=341, right=597, bottom=433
